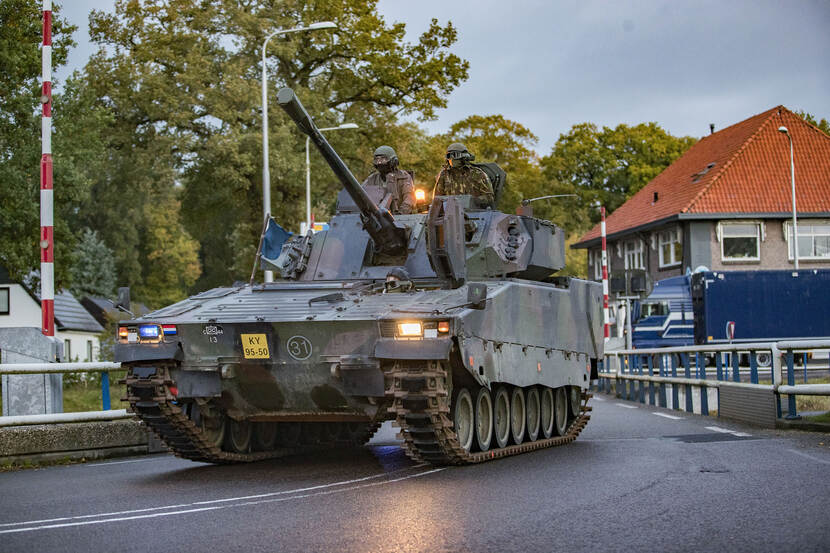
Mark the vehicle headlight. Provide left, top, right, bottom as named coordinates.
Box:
left=398, top=322, right=423, bottom=337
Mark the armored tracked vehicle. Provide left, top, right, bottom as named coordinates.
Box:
left=115, top=89, right=603, bottom=465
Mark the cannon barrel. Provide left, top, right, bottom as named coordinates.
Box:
left=277, top=87, right=406, bottom=257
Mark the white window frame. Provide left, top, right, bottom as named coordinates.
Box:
left=784, top=220, right=830, bottom=261
left=0, top=287, right=8, bottom=315
left=624, top=239, right=644, bottom=270
left=86, top=340, right=94, bottom=362
left=718, top=221, right=762, bottom=262
left=658, top=228, right=682, bottom=268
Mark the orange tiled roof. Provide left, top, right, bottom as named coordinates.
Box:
left=575, top=106, right=830, bottom=246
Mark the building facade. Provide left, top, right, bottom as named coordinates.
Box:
left=576, top=106, right=830, bottom=284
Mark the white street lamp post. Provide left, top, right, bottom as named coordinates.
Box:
left=778, top=126, right=799, bottom=270
left=261, top=21, right=336, bottom=282
left=304, top=123, right=358, bottom=233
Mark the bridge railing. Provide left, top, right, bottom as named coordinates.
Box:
left=0, top=362, right=132, bottom=427
left=597, top=339, right=830, bottom=420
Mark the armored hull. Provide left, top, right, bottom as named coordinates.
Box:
left=115, top=89, right=602, bottom=464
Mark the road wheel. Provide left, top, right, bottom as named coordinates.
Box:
left=252, top=422, right=278, bottom=451
left=227, top=419, right=252, bottom=453
left=568, top=386, right=581, bottom=420
left=510, top=387, right=526, bottom=445
left=540, top=387, right=555, bottom=439
left=525, top=387, right=540, bottom=442
left=195, top=404, right=225, bottom=448
left=756, top=352, right=772, bottom=368
left=452, top=387, right=475, bottom=452
left=553, top=387, right=568, bottom=436
left=474, top=387, right=493, bottom=452
left=492, top=386, right=511, bottom=449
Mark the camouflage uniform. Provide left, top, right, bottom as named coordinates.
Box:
left=361, top=169, right=416, bottom=215
left=434, top=165, right=495, bottom=208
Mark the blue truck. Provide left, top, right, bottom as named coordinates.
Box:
left=632, top=270, right=830, bottom=364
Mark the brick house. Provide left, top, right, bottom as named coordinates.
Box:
left=574, top=106, right=830, bottom=285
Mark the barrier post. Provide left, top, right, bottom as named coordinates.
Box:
left=732, top=350, right=740, bottom=382
left=657, top=355, right=667, bottom=408
left=670, top=354, right=679, bottom=409
left=101, top=371, right=111, bottom=410
left=638, top=355, right=646, bottom=404
left=716, top=353, right=723, bottom=381
left=684, top=353, right=693, bottom=413
left=647, top=355, right=655, bottom=405
left=785, top=350, right=800, bottom=420
left=749, top=352, right=758, bottom=384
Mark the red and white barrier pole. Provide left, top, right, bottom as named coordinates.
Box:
left=41, top=0, right=54, bottom=337
left=601, top=206, right=609, bottom=343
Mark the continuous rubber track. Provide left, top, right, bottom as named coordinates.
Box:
left=124, top=366, right=382, bottom=464
left=389, top=361, right=591, bottom=465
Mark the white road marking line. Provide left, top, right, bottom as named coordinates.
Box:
left=705, top=426, right=751, bottom=438
left=787, top=448, right=830, bottom=466
left=615, top=403, right=638, bottom=409
left=0, top=467, right=446, bottom=535
left=652, top=413, right=683, bottom=420
left=705, top=426, right=732, bottom=433
left=85, top=458, right=157, bottom=467
left=0, top=464, right=428, bottom=529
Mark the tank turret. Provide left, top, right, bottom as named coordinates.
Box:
left=277, top=87, right=407, bottom=258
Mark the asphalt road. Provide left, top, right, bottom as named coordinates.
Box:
left=2, top=393, right=829, bottom=553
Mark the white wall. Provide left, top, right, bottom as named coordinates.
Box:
left=56, top=329, right=100, bottom=362
left=0, top=284, right=41, bottom=329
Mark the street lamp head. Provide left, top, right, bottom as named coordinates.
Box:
left=308, top=21, right=337, bottom=30
left=338, top=123, right=359, bottom=130
left=778, top=126, right=789, bottom=134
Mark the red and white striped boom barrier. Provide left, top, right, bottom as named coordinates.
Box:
left=601, top=206, right=609, bottom=342
left=41, top=0, right=54, bottom=337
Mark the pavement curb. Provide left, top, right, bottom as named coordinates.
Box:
left=0, top=419, right=168, bottom=465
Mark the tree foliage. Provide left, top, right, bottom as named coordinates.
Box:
left=541, top=122, right=696, bottom=232
left=796, top=110, right=830, bottom=137
left=0, top=1, right=102, bottom=285
left=83, top=0, right=469, bottom=291
left=68, top=229, right=117, bottom=299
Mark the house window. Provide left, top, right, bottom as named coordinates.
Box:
left=785, top=221, right=830, bottom=260
left=624, top=239, right=644, bottom=270
left=64, top=339, right=72, bottom=362
left=720, top=222, right=761, bottom=261
left=0, top=288, right=8, bottom=315
left=589, top=249, right=603, bottom=280
left=658, top=228, right=682, bottom=268
left=86, top=340, right=93, bottom=362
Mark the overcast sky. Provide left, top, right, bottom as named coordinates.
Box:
left=58, top=0, right=830, bottom=153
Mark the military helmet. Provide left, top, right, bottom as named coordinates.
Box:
left=373, top=145, right=398, bottom=174
left=446, top=142, right=475, bottom=167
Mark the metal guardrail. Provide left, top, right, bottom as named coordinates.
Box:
left=0, top=361, right=128, bottom=426
left=596, top=339, right=830, bottom=419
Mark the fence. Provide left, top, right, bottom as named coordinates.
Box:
left=0, top=362, right=130, bottom=426
left=596, top=339, right=830, bottom=420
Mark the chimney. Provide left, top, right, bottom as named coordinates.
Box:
left=709, top=123, right=715, bottom=135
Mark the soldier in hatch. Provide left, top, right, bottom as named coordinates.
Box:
left=433, top=143, right=495, bottom=208
left=361, top=145, right=416, bottom=215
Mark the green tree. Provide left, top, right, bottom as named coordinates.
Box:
left=68, top=229, right=117, bottom=299
left=0, top=1, right=99, bottom=285
left=541, top=122, right=696, bottom=232
left=796, top=110, right=830, bottom=137
left=83, top=0, right=469, bottom=291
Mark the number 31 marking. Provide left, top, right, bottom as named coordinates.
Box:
left=286, top=335, right=313, bottom=360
